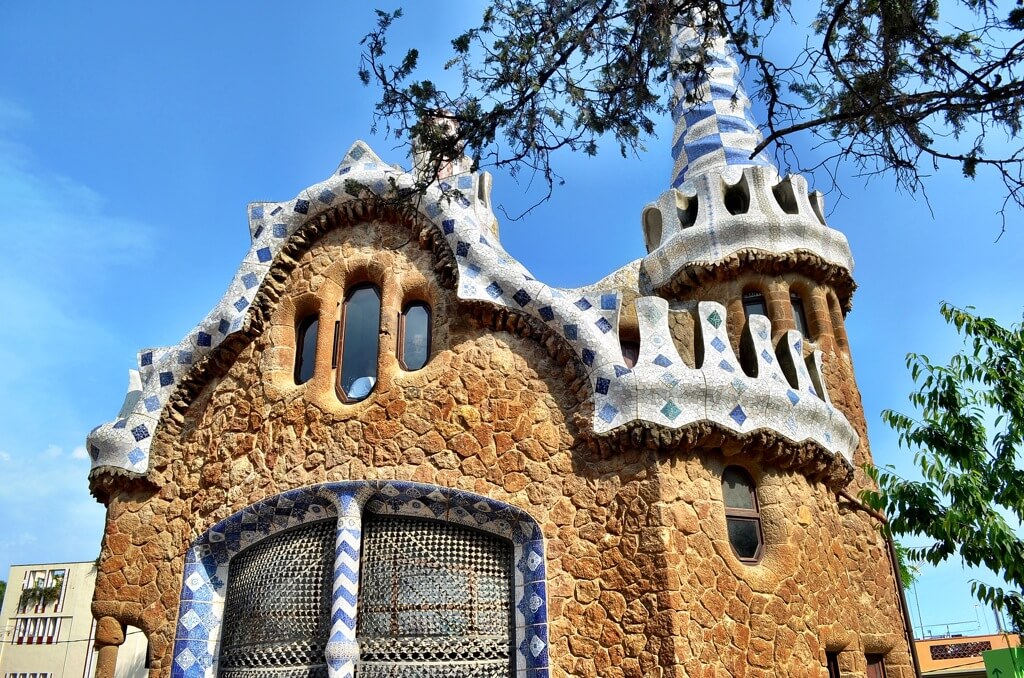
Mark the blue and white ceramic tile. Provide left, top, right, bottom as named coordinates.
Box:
left=89, top=25, right=859, bottom=477
left=174, top=482, right=551, bottom=678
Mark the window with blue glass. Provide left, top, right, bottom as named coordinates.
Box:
left=337, top=284, right=381, bottom=402
left=294, top=314, right=320, bottom=385
left=398, top=301, right=432, bottom=371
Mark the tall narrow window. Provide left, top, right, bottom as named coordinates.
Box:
left=826, top=652, right=841, bottom=678
left=338, top=284, right=381, bottom=402
left=866, top=654, right=887, bottom=678
left=219, top=520, right=335, bottom=678
left=722, top=467, right=764, bottom=564
left=791, top=293, right=810, bottom=339
left=398, top=301, right=432, bottom=371
left=742, top=291, right=768, bottom=319
left=294, top=314, right=320, bottom=385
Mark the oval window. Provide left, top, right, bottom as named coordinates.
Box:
left=338, top=284, right=381, bottom=402
left=398, top=302, right=431, bottom=371
left=791, top=292, right=811, bottom=339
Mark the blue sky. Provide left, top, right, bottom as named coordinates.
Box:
left=1, top=2, right=1021, bottom=637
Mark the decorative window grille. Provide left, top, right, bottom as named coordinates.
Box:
left=218, top=519, right=335, bottom=678
left=929, top=641, right=992, bottom=660
left=356, top=514, right=513, bottom=677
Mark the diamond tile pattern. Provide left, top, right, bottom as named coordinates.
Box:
left=173, top=482, right=548, bottom=678
left=88, top=134, right=857, bottom=483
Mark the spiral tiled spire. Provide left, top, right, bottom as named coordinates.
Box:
left=670, top=21, right=776, bottom=186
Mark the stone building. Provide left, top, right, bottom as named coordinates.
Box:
left=0, top=562, right=147, bottom=678
left=83, top=20, right=919, bottom=678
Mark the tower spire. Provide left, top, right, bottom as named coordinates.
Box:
left=669, top=20, right=776, bottom=187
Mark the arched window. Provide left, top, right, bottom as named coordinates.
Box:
left=722, top=467, right=764, bottom=564
left=742, top=291, right=768, bottom=319
left=294, top=314, right=320, bottom=385
left=192, top=484, right=542, bottom=678
left=791, top=293, right=810, bottom=339
left=338, top=284, right=381, bottom=402
left=398, top=301, right=432, bottom=371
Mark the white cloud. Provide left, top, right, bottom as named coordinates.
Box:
left=0, top=450, right=9, bottom=462
left=42, top=444, right=62, bottom=459
left=71, top=445, right=89, bottom=460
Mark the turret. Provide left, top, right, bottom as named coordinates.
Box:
left=641, top=18, right=867, bottom=468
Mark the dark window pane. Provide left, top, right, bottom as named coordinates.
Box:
left=294, top=315, right=319, bottom=385
left=722, top=468, right=755, bottom=509
left=620, top=341, right=640, bottom=368
left=726, top=518, right=761, bottom=560
left=827, top=652, right=841, bottom=678
left=400, top=302, right=431, bottom=371
left=866, top=655, right=886, bottom=678
left=743, top=292, right=768, bottom=318
left=340, top=285, right=381, bottom=401
left=791, top=294, right=810, bottom=338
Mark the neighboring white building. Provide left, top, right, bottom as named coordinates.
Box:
left=0, top=563, right=146, bottom=678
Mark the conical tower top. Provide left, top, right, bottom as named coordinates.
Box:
left=670, top=21, right=776, bottom=186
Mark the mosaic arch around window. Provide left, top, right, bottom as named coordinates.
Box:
left=172, top=481, right=549, bottom=678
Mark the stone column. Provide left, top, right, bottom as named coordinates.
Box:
left=93, top=616, right=125, bottom=678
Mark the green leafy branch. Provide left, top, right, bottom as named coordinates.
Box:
left=863, top=302, right=1024, bottom=629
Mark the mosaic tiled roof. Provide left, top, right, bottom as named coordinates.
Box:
left=670, top=20, right=775, bottom=186
left=86, top=140, right=858, bottom=481
left=644, top=22, right=856, bottom=302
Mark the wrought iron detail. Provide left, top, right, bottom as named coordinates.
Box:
left=357, top=514, right=513, bottom=677
left=929, top=640, right=993, bottom=660
left=219, top=519, right=335, bottom=678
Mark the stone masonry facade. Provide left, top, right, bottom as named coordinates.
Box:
left=87, top=209, right=914, bottom=677
left=84, top=18, right=917, bottom=678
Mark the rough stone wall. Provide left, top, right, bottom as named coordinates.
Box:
left=92, top=221, right=911, bottom=678
left=658, top=454, right=913, bottom=678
